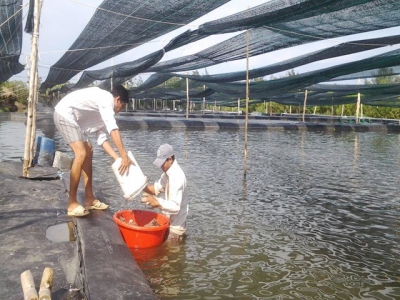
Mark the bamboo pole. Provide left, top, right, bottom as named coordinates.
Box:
left=23, top=0, right=42, bottom=177
left=244, top=15, right=250, bottom=179
left=355, top=78, right=361, bottom=123
left=203, top=85, right=206, bottom=113
left=38, top=267, right=53, bottom=300
left=21, top=270, right=38, bottom=300
left=302, top=90, right=308, bottom=122
left=28, top=73, right=39, bottom=167
left=356, top=93, right=361, bottom=123
left=186, top=78, right=189, bottom=119
left=270, top=101, right=272, bottom=116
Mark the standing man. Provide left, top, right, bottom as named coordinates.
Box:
left=54, top=85, right=132, bottom=217
left=142, top=144, right=188, bottom=242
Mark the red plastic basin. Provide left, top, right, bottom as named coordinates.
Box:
left=113, top=210, right=169, bottom=249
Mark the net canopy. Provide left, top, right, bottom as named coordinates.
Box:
left=126, top=34, right=400, bottom=91
left=76, top=0, right=400, bottom=90
left=127, top=47, right=400, bottom=108
left=40, top=0, right=230, bottom=89
left=0, top=0, right=24, bottom=83
left=202, top=48, right=400, bottom=99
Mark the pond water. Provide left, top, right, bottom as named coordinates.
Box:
left=1, top=119, right=400, bottom=299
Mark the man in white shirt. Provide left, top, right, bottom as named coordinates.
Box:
left=142, top=144, right=188, bottom=242
left=54, top=85, right=132, bottom=217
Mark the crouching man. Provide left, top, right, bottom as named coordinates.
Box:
left=142, top=144, right=188, bottom=242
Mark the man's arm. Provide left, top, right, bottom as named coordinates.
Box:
left=101, top=140, right=119, bottom=160
left=143, top=185, right=156, bottom=195
left=109, top=129, right=133, bottom=175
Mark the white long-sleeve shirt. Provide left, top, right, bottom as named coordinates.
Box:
left=153, top=160, right=188, bottom=235
left=54, top=87, right=118, bottom=145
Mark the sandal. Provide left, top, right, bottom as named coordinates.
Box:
left=85, top=200, right=108, bottom=210
left=67, top=205, right=90, bottom=217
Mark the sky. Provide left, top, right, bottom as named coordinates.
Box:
left=11, top=0, right=400, bottom=85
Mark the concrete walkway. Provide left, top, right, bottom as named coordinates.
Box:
left=0, top=161, right=155, bottom=300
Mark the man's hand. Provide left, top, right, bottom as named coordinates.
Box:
left=141, top=192, right=161, bottom=208
left=118, top=153, right=134, bottom=175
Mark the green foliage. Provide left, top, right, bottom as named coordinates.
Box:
left=221, top=68, right=400, bottom=119
left=0, top=80, right=29, bottom=112
left=364, top=68, right=400, bottom=85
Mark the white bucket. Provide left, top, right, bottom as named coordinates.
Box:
left=112, top=151, right=149, bottom=200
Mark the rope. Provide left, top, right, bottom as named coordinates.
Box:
left=71, top=0, right=195, bottom=27
left=0, top=3, right=28, bottom=29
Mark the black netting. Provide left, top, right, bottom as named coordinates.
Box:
left=147, top=0, right=400, bottom=73
left=0, top=0, right=24, bottom=83
left=91, top=33, right=400, bottom=93
left=130, top=86, right=215, bottom=100
left=329, top=65, right=400, bottom=81
left=198, top=0, right=382, bottom=35
left=44, top=0, right=400, bottom=90
left=40, top=0, right=230, bottom=89
left=202, top=47, right=400, bottom=99
left=172, top=35, right=400, bottom=84
left=24, top=0, right=34, bottom=33
left=74, top=50, right=165, bottom=89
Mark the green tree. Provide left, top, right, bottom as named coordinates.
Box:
left=364, top=67, right=400, bottom=85
left=0, top=80, right=29, bottom=112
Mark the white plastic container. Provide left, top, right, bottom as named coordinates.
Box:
left=112, top=151, right=149, bottom=200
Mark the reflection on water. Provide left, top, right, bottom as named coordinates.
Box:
left=1, top=120, right=400, bottom=299
left=46, top=222, right=76, bottom=242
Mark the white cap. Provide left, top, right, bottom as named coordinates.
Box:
left=153, top=144, right=174, bottom=167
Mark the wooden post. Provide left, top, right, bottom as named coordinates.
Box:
left=186, top=77, right=189, bottom=119
left=23, top=0, right=43, bottom=177
left=313, top=106, right=317, bottom=115
left=244, top=13, right=250, bottom=179
left=270, top=101, right=272, bottom=116
left=341, top=104, right=344, bottom=116
left=302, top=90, right=308, bottom=122
left=28, top=68, right=39, bottom=168
left=356, top=79, right=361, bottom=123
left=21, top=270, right=38, bottom=300
left=238, top=98, right=240, bottom=114
left=38, top=267, right=53, bottom=300
left=203, top=85, right=206, bottom=113
left=356, top=93, right=361, bottom=123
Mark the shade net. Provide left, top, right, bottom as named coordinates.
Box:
left=78, top=0, right=400, bottom=91
left=40, top=0, right=230, bottom=89
left=129, top=48, right=400, bottom=108
left=147, top=0, right=400, bottom=73
left=328, top=65, right=400, bottom=82
left=203, top=48, right=400, bottom=99
left=0, top=0, right=24, bottom=83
